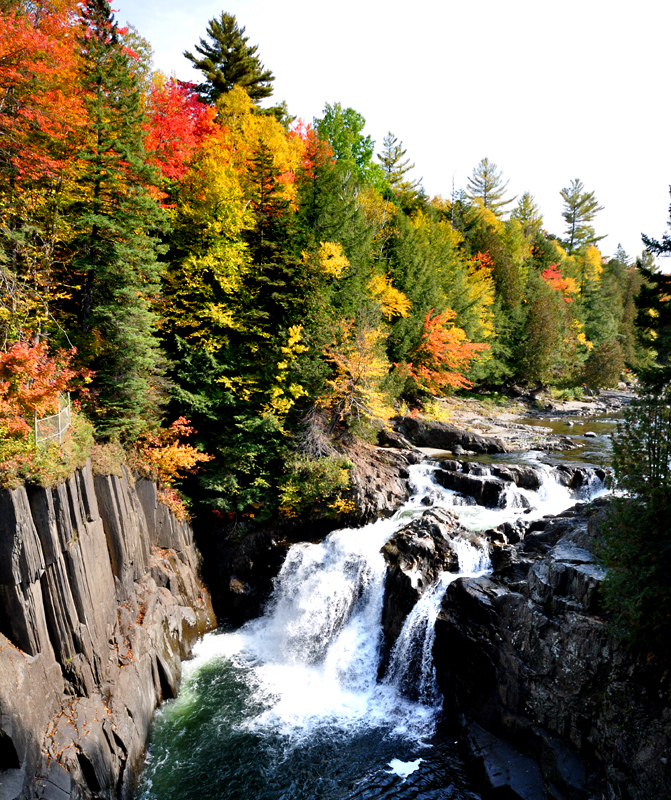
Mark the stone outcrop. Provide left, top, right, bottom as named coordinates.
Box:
left=393, top=415, right=509, bottom=454
left=392, top=414, right=583, bottom=454
left=379, top=491, right=670, bottom=800
left=0, top=462, right=216, bottom=800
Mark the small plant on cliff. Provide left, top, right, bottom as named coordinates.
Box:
left=277, top=454, right=355, bottom=520
left=598, top=386, right=671, bottom=662
left=128, top=417, right=213, bottom=520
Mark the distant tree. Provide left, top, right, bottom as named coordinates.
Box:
left=636, top=189, right=671, bottom=387
left=560, top=178, right=604, bottom=254
left=377, top=132, right=422, bottom=203
left=314, top=103, right=384, bottom=187
left=466, top=157, right=516, bottom=216
left=511, top=192, right=543, bottom=239
left=184, top=12, right=274, bottom=104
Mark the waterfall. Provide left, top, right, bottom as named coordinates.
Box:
left=384, top=536, right=491, bottom=705
left=138, top=459, right=609, bottom=800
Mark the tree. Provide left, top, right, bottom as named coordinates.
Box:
left=511, top=192, right=543, bottom=239
left=600, top=387, right=671, bottom=661
left=0, top=0, right=85, bottom=343
left=560, top=178, right=604, bottom=254
left=68, top=0, right=168, bottom=439
left=377, top=132, right=422, bottom=205
left=314, top=103, right=385, bottom=187
left=184, top=12, right=274, bottom=104
left=408, top=309, right=488, bottom=393
left=466, top=157, right=516, bottom=216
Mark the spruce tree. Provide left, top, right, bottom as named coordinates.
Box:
left=184, top=12, right=274, bottom=104
left=71, top=0, right=167, bottom=439
left=560, top=178, right=604, bottom=254
left=466, top=157, right=516, bottom=216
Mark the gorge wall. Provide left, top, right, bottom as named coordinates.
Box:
left=0, top=461, right=216, bottom=800
left=380, top=461, right=671, bottom=800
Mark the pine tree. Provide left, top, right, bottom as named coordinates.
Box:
left=377, top=132, right=422, bottom=204
left=511, top=192, right=543, bottom=239
left=184, top=12, right=274, bottom=104
left=466, top=157, right=516, bottom=216
left=69, top=0, right=167, bottom=439
left=560, top=178, right=604, bottom=254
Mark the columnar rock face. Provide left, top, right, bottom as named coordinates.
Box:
left=0, top=462, right=216, bottom=800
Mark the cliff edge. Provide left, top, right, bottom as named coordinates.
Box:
left=0, top=460, right=216, bottom=800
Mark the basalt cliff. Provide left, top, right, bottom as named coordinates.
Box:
left=0, top=461, right=216, bottom=800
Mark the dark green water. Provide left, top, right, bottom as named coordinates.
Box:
left=136, top=642, right=479, bottom=800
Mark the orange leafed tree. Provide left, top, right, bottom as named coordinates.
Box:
left=0, top=0, right=85, bottom=181
left=144, top=77, right=216, bottom=184
left=0, top=341, right=78, bottom=438
left=408, top=309, right=489, bottom=393
left=542, top=264, right=577, bottom=302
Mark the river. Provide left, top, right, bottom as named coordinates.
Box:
left=137, top=451, right=609, bottom=800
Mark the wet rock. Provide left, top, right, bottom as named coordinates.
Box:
left=465, top=722, right=546, bottom=800
left=433, top=499, right=671, bottom=800
left=380, top=508, right=482, bottom=659
left=434, top=470, right=505, bottom=508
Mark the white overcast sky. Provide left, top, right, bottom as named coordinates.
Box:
left=116, top=0, right=671, bottom=262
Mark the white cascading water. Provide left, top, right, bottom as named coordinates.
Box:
left=184, top=460, right=605, bottom=745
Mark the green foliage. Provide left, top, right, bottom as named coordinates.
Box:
left=0, top=411, right=94, bottom=489
left=466, top=157, right=516, bottom=216
left=315, top=103, right=386, bottom=189
left=184, top=12, right=274, bottom=104
left=560, top=178, right=604, bottom=254
left=278, top=454, right=354, bottom=520
left=70, top=0, right=168, bottom=440
left=583, top=339, right=624, bottom=388
left=599, top=388, right=671, bottom=661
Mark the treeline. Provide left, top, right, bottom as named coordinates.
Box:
left=0, top=1, right=660, bottom=519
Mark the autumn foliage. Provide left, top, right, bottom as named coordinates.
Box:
left=144, top=76, right=216, bottom=183
left=409, top=309, right=489, bottom=392
left=0, top=340, right=78, bottom=437
left=542, top=263, right=577, bottom=302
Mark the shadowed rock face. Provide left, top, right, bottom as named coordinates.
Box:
left=0, top=462, right=216, bottom=800
left=428, top=499, right=669, bottom=800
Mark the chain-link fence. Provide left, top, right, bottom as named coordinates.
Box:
left=35, top=393, right=71, bottom=447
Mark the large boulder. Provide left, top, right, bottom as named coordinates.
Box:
left=393, top=415, right=509, bottom=454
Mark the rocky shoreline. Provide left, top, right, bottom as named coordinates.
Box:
left=379, top=460, right=670, bottom=800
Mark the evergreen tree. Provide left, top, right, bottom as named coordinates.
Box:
left=560, top=178, right=605, bottom=254
left=184, top=12, right=274, bottom=104
left=466, top=157, right=516, bottom=216
left=377, top=132, right=422, bottom=205
left=511, top=191, right=543, bottom=239
left=69, top=0, right=167, bottom=439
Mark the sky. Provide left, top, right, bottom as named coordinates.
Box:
left=116, top=0, right=671, bottom=262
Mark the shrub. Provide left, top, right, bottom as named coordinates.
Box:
left=278, top=454, right=355, bottom=520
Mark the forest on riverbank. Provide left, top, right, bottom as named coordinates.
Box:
left=2, top=0, right=671, bottom=525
